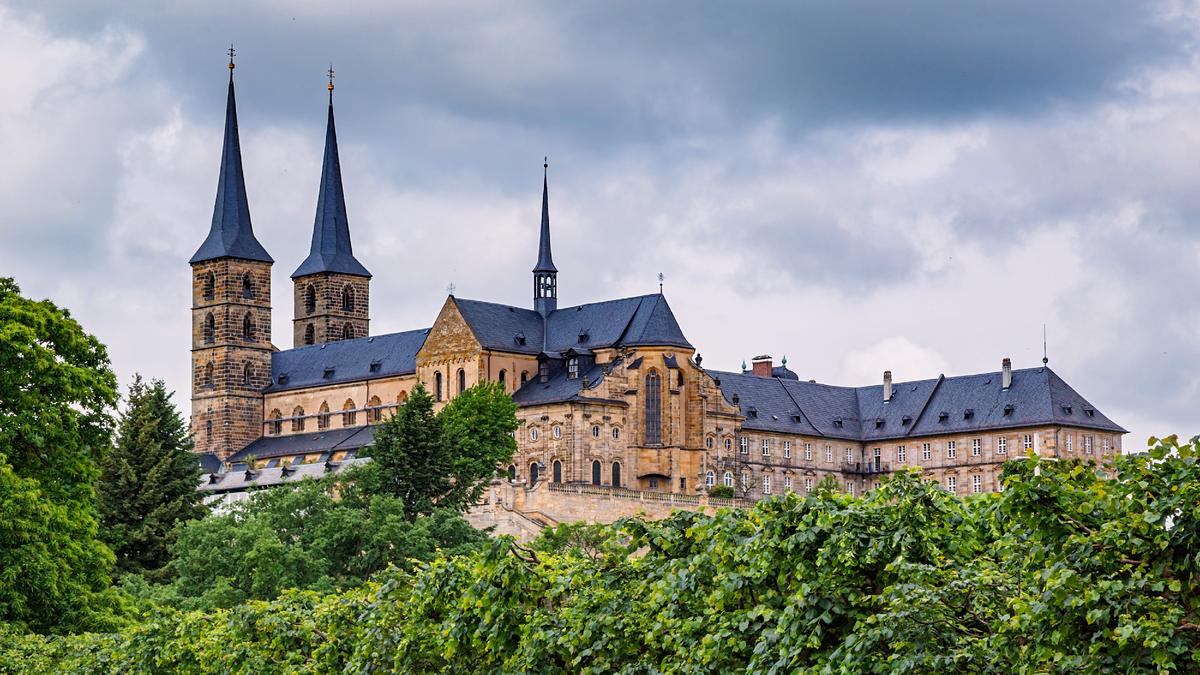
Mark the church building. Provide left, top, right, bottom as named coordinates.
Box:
left=192, top=66, right=1127, bottom=505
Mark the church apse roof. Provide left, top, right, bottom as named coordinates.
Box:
left=266, top=328, right=429, bottom=393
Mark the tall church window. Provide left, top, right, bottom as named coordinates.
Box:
left=204, top=313, right=215, bottom=343
left=435, top=372, right=443, bottom=401
left=242, top=362, right=253, bottom=387
left=242, top=273, right=253, bottom=298
left=592, top=460, right=601, bottom=485
left=343, top=399, right=357, bottom=426
left=269, top=409, right=282, bottom=435
left=204, top=362, right=214, bottom=388
left=202, top=271, right=215, bottom=300
left=304, top=324, right=315, bottom=346
left=458, top=368, right=466, bottom=394
left=567, top=358, right=579, bottom=379
left=612, top=462, right=621, bottom=488
left=369, top=396, right=383, bottom=423
left=342, top=323, right=354, bottom=341
left=292, top=406, right=305, bottom=433
left=242, top=313, right=254, bottom=341
left=305, top=285, right=316, bottom=314
left=553, top=460, right=562, bottom=483
left=529, top=463, right=539, bottom=487
left=498, top=370, right=506, bottom=387
left=644, top=370, right=662, bottom=445
left=342, top=285, right=354, bottom=313
left=508, top=465, right=516, bottom=481
left=317, top=402, right=331, bottom=430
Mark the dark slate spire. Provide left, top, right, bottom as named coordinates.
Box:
left=532, top=160, right=557, bottom=317
left=291, top=80, right=371, bottom=279
left=532, top=164, right=556, bottom=274
left=190, top=67, right=273, bottom=264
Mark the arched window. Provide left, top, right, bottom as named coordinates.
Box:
left=242, top=362, right=253, bottom=387
left=242, top=312, right=254, bottom=341
left=724, top=472, right=734, bottom=487
left=343, top=399, right=357, bottom=426
left=553, top=460, right=562, bottom=483
left=203, top=313, right=215, bottom=343
left=508, top=465, right=516, bottom=481
left=205, top=420, right=212, bottom=439
left=292, top=406, right=305, bottom=433
left=342, top=285, right=354, bottom=313
left=304, top=324, right=315, bottom=346
left=613, top=428, right=620, bottom=440
left=644, top=370, right=662, bottom=445
left=592, top=460, right=601, bottom=485
left=498, top=370, right=506, bottom=387
left=202, top=271, right=215, bottom=300
left=305, top=285, right=316, bottom=313
left=242, top=273, right=253, bottom=298
left=458, top=369, right=466, bottom=394
left=203, top=362, right=214, bottom=388
left=529, top=462, right=539, bottom=487
left=521, top=371, right=528, bottom=384
left=531, top=428, right=538, bottom=441
left=677, top=371, right=684, bottom=387
left=317, top=401, right=331, bottom=430
left=368, top=396, right=383, bottom=423
left=706, top=470, right=715, bottom=488
left=553, top=426, right=562, bottom=439
left=397, top=391, right=408, bottom=406
left=269, top=409, right=282, bottom=435
left=342, top=323, right=354, bottom=341
left=435, top=372, right=443, bottom=402
left=612, top=462, right=621, bottom=488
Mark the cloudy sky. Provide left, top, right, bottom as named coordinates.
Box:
left=2, top=0, right=1197, bottom=448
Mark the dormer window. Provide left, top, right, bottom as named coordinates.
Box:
left=964, top=409, right=974, bottom=420
left=567, top=358, right=579, bottom=380
left=731, top=393, right=739, bottom=404
left=938, top=412, right=949, bottom=423
left=1004, top=404, right=1014, bottom=416
left=747, top=407, right=757, bottom=418
left=792, top=415, right=803, bottom=423
left=902, top=415, right=911, bottom=426
left=277, top=373, right=289, bottom=385
left=1084, top=406, right=1095, bottom=417
left=323, top=367, right=335, bottom=380
left=875, top=419, right=884, bottom=429
left=833, top=417, right=843, bottom=428
left=1061, top=404, right=1073, bottom=414
left=578, top=329, right=589, bottom=343
left=538, top=360, right=550, bottom=383
left=369, top=361, right=382, bottom=373
left=515, top=332, right=526, bottom=346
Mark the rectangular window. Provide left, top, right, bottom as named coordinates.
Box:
left=972, top=475, right=982, bottom=493
left=1103, top=438, right=1110, bottom=455
left=1085, top=437, right=1093, bottom=454
left=846, top=482, right=854, bottom=496
left=784, top=477, right=791, bottom=492
left=740, top=437, right=748, bottom=454
left=947, top=476, right=956, bottom=493
left=805, top=478, right=813, bottom=493
left=874, top=482, right=881, bottom=491
left=825, top=445, right=832, bottom=462
left=762, top=438, right=770, bottom=456
left=763, top=476, right=771, bottom=494
left=784, top=441, right=791, bottom=458
left=997, top=437, right=1007, bottom=455
left=972, top=439, right=981, bottom=456
left=804, top=443, right=812, bottom=461
left=845, top=447, right=853, bottom=463
left=897, top=445, right=906, bottom=463
left=1024, top=434, right=1034, bottom=450
left=1066, top=435, right=1073, bottom=453
left=947, top=441, right=956, bottom=459
left=922, top=443, right=931, bottom=461
left=680, top=477, right=686, bottom=490
left=873, top=447, right=881, bottom=471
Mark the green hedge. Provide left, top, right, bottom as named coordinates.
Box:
left=4, top=437, right=1200, bottom=674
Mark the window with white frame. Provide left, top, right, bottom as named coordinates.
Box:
left=897, top=445, right=906, bottom=463
left=1066, top=435, right=1073, bottom=453
left=805, top=443, right=812, bottom=461
left=998, top=479, right=1005, bottom=492
left=826, top=445, right=833, bottom=462
left=972, top=439, right=981, bottom=456
left=947, top=476, right=956, bottom=493
left=1103, top=438, right=1110, bottom=455
left=762, top=438, right=770, bottom=456
left=845, top=447, right=853, bottom=463
left=874, top=482, right=881, bottom=491
left=805, top=478, right=813, bottom=493
left=784, top=440, right=791, bottom=458
left=947, top=441, right=956, bottom=459
left=846, top=482, right=854, bottom=496
left=740, top=437, right=749, bottom=454
left=531, top=429, right=538, bottom=441
left=763, top=476, right=772, bottom=494
left=554, top=426, right=562, bottom=439
left=724, top=472, right=733, bottom=487
left=1023, top=434, right=1033, bottom=450
left=725, top=438, right=732, bottom=451
left=741, top=473, right=749, bottom=489
left=922, top=443, right=931, bottom=461
left=1085, top=436, right=1093, bottom=454
left=997, top=437, right=1007, bottom=455
left=706, top=437, right=713, bottom=449
left=972, top=475, right=982, bottom=493
left=872, top=447, right=881, bottom=471
left=784, top=476, right=792, bottom=492
left=706, top=470, right=715, bottom=488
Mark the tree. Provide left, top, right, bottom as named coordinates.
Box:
left=369, top=380, right=519, bottom=519
left=0, top=277, right=134, bottom=634
left=96, top=376, right=207, bottom=581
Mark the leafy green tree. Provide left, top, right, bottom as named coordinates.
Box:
left=370, top=380, right=518, bottom=519
left=96, top=376, right=207, bottom=581
left=530, top=521, right=624, bottom=562
left=0, top=277, right=134, bottom=634
left=707, top=484, right=734, bottom=498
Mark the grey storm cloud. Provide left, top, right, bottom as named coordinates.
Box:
left=0, top=0, right=1198, bottom=451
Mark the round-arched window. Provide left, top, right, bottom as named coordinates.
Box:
left=706, top=470, right=715, bottom=488
left=706, top=437, right=714, bottom=449
left=530, top=428, right=538, bottom=441
left=553, top=460, right=562, bottom=483
left=723, top=472, right=734, bottom=487
left=591, top=460, right=601, bottom=485
left=529, top=463, right=539, bottom=486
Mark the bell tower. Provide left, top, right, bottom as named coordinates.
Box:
left=189, top=53, right=274, bottom=459
left=533, top=161, right=557, bottom=317
left=292, top=68, right=371, bottom=347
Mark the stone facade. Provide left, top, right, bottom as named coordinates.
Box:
left=292, top=272, right=370, bottom=347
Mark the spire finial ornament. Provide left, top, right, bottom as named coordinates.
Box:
left=327, top=64, right=335, bottom=102
left=658, top=272, right=664, bottom=294
left=228, top=44, right=235, bottom=80
left=1043, top=324, right=1049, bottom=365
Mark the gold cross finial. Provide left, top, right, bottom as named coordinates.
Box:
left=228, top=44, right=235, bottom=70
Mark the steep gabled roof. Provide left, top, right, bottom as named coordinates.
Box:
left=266, top=328, right=429, bottom=393
left=291, top=102, right=371, bottom=278
left=190, top=77, right=273, bottom=264
left=453, top=299, right=546, bottom=355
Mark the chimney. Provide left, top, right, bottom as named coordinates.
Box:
left=1002, top=358, right=1012, bottom=390
left=751, top=355, right=773, bottom=377
left=883, top=370, right=893, bottom=402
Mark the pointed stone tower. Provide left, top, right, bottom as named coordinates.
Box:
left=291, top=74, right=371, bottom=347
left=189, top=59, right=274, bottom=460
left=533, top=161, right=557, bottom=317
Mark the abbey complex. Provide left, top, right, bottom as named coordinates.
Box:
left=192, top=71, right=1126, bottom=524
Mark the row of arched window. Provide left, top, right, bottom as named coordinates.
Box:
left=199, top=360, right=260, bottom=389
left=508, top=460, right=623, bottom=488
left=301, top=322, right=357, bottom=346
left=266, top=391, right=410, bottom=435
left=201, top=311, right=258, bottom=343
left=302, top=283, right=357, bottom=315
left=432, top=368, right=470, bottom=402
left=199, top=270, right=257, bottom=301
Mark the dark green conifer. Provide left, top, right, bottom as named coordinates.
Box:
left=96, top=376, right=206, bottom=580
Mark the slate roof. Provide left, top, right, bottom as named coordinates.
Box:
left=226, top=426, right=376, bottom=464
left=455, top=293, right=692, bottom=355
left=267, top=328, right=429, bottom=393
left=713, top=366, right=1126, bottom=442
left=510, top=360, right=624, bottom=407
left=292, top=103, right=371, bottom=278
left=533, top=173, right=556, bottom=273
left=190, top=77, right=273, bottom=265
left=196, top=452, right=223, bottom=474
left=199, top=457, right=370, bottom=495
